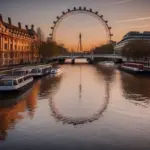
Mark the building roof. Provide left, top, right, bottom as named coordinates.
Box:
left=117, top=31, right=150, bottom=45
left=0, top=14, right=37, bottom=38
left=123, top=31, right=150, bottom=38
left=3, top=22, right=29, bottom=34
left=1, top=75, right=23, bottom=80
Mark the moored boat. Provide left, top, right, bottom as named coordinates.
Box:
left=0, top=74, right=33, bottom=92
left=30, top=65, right=51, bottom=77
left=20, top=66, right=36, bottom=73
left=50, top=67, right=62, bottom=74
left=11, top=69, right=30, bottom=76
left=119, top=62, right=150, bottom=75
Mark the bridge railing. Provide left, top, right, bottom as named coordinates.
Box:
left=51, top=54, right=123, bottom=60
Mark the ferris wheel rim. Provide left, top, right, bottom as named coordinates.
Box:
left=50, top=7, right=113, bottom=43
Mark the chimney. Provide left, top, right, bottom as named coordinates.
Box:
left=31, top=24, right=34, bottom=30
left=0, top=14, right=3, bottom=22
left=25, top=25, right=28, bottom=30
left=8, top=17, right=12, bottom=25
left=18, top=22, right=21, bottom=29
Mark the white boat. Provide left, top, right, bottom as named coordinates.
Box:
left=51, top=67, right=62, bottom=74
left=31, top=65, right=51, bottom=77
left=21, top=66, right=36, bottom=73
left=11, top=69, right=30, bottom=76
left=0, top=74, right=33, bottom=92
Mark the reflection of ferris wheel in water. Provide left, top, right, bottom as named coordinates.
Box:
left=49, top=80, right=110, bottom=126
left=50, top=6, right=113, bottom=44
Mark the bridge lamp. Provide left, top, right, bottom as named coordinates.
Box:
left=53, top=21, right=56, bottom=24
left=95, top=11, right=98, bottom=15
left=79, top=6, right=82, bottom=10
left=68, top=9, right=71, bottom=12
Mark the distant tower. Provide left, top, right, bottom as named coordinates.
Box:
left=77, top=33, right=83, bottom=52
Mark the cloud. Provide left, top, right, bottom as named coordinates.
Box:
left=118, top=24, right=149, bottom=30
left=113, top=0, right=133, bottom=4
left=116, top=16, right=150, bottom=23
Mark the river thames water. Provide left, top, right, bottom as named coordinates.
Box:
left=1, top=60, right=150, bottom=150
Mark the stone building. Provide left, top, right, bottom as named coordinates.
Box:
left=0, top=14, right=39, bottom=66
left=114, top=31, right=150, bottom=54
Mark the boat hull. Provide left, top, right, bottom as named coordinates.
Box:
left=118, top=66, right=150, bottom=75
left=0, top=80, right=34, bottom=93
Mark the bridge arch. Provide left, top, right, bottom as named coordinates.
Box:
left=50, top=6, right=113, bottom=43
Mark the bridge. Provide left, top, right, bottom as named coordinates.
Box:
left=51, top=53, right=123, bottom=64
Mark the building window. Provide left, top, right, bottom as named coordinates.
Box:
left=10, top=44, right=13, bottom=50
left=0, top=36, right=1, bottom=49
left=15, top=45, right=17, bottom=50
left=4, top=43, right=8, bottom=50
left=5, top=37, right=7, bottom=41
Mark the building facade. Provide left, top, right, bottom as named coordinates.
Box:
left=0, top=14, right=39, bottom=66
left=114, top=31, right=150, bottom=54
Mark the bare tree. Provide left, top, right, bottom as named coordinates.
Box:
left=39, top=41, right=68, bottom=60
left=36, top=27, right=45, bottom=42
left=93, top=43, right=114, bottom=54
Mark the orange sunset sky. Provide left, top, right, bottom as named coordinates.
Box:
left=1, top=0, right=150, bottom=50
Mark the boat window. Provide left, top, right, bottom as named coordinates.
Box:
left=31, top=69, right=38, bottom=73
left=24, top=75, right=31, bottom=81
left=43, top=68, right=47, bottom=73
left=0, top=80, right=12, bottom=86
left=18, top=78, right=23, bottom=83
left=38, top=69, right=42, bottom=73
left=13, top=80, right=18, bottom=86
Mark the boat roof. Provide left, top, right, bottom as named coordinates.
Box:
left=0, top=73, right=30, bottom=80
left=21, top=66, right=37, bottom=70
left=0, top=76, right=23, bottom=80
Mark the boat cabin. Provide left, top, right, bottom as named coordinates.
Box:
left=0, top=74, right=33, bottom=91
left=31, top=65, right=51, bottom=77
